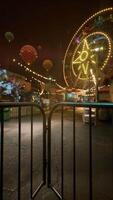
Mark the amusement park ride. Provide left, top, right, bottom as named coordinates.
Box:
left=1, top=8, right=113, bottom=103
left=63, top=7, right=113, bottom=102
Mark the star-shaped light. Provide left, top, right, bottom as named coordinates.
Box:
left=72, top=39, right=96, bottom=80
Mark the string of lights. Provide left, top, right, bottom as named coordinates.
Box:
left=13, top=59, right=66, bottom=91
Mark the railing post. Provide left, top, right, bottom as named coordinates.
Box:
left=0, top=107, right=4, bottom=200
left=73, top=106, right=76, bottom=200
left=61, top=105, right=64, bottom=199
left=30, top=105, right=33, bottom=198
left=48, top=111, right=51, bottom=188
left=89, top=107, right=93, bottom=200
left=18, top=106, right=21, bottom=200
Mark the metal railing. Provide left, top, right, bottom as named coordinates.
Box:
left=0, top=102, right=46, bottom=200
left=0, top=101, right=113, bottom=199
left=47, top=102, right=113, bottom=200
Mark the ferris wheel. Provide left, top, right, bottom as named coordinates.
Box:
left=63, top=7, right=113, bottom=89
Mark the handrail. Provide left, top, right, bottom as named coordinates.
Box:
left=51, top=101, right=113, bottom=108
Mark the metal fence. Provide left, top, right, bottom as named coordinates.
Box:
left=0, top=102, right=46, bottom=200
left=0, top=101, right=113, bottom=200
left=47, top=102, right=113, bottom=200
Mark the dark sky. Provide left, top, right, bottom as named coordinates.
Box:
left=0, top=1, right=101, bottom=46
left=0, top=0, right=113, bottom=85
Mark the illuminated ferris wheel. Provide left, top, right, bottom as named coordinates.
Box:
left=63, top=7, right=113, bottom=89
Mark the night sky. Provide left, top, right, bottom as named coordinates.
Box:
left=0, top=0, right=113, bottom=85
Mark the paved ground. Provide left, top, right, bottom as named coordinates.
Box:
left=1, top=108, right=113, bottom=200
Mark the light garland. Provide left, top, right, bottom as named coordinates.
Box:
left=15, top=60, right=66, bottom=90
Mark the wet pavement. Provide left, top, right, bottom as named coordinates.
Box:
left=1, top=109, right=113, bottom=200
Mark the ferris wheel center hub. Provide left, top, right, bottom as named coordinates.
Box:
left=80, top=51, right=89, bottom=62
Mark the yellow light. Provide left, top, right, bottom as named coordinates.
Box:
left=72, top=32, right=111, bottom=80
left=80, top=51, right=88, bottom=62
left=91, top=55, right=95, bottom=58
left=17, top=60, right=65, bottom=90
left=63, top=7, right=113, bottom=87
left=100, top=46, right=104, bottom=50
left=13, top=58, right=16, bottom=62
left=95, top=47, right=100, bottom=52
left=91, top=60, right=96, bottom=64
left=72, top=37, right=95, bottom=80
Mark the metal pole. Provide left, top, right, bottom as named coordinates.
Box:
left=73, top=106, right=76, bottom=200
left=95, top=54, right=99, bottom=103
left=0, top=107, right=4, bottom=200
left=61, top=105, right=64, bottom=199
left=18, top=106, right=21, bottom=200
left=89, top=107, right=93, bottom=200
left=30, top=105, right=33, bottom=198
left=95, top=54, right=99, bottom=124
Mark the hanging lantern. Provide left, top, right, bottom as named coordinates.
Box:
left=42, top=59, right=53, bottom=72
left=4, top=32, right=14, bottom=43
left=20, top=45, right=38, bottom=65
